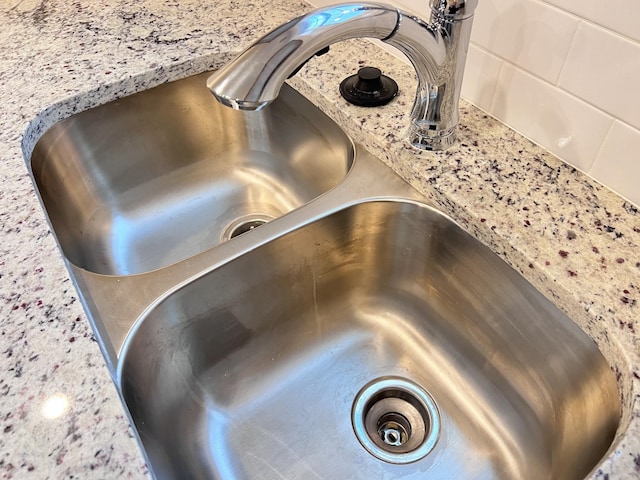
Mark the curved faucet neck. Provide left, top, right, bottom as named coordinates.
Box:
left=207, top=2, right=477, bottom=151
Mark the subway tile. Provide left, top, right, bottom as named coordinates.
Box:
left=590, top=122, right=640, bottom=207
left=543, top=0, right=640, bottom=42
left=470, top=0, right=578, bottom=83
left=491, top=63, right=613, bottom=171
left=558, top=22, right=640, bottom=130
left=461, top=44, right=503, bottom=112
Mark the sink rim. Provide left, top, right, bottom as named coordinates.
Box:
left=22, top=69, right=633, bottom=478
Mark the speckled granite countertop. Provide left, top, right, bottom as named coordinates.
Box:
left=0, top=0, right=638, bottom=478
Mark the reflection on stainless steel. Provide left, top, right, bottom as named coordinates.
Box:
left=30, top=72, right=353, bottom=275
left=119, top=199, right=618, bottom=480
left=207, top=1, right=478, bottom=150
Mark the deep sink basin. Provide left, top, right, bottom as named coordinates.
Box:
left=29, top=72, right=353, bottom=275
left=119, top=200, right=619, bottom=480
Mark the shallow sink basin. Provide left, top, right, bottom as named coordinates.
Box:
left=29, top=72, right=353, bottom=275
left=119, top=199, right=619, bottom=480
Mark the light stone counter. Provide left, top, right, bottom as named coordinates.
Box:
left=0, top=0, right=638, bottom=478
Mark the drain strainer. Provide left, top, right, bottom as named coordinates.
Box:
left=352, top=377, right=440, bottom=464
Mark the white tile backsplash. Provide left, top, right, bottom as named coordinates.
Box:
left=307, top=0, right=640, bottom=206
left=491, top=64, right=613, bottom=172
left=590, top=122, right=640, bottom=207
left=470, top=0, right=579, bottom=83
left=460, top=45, right=502, bottom=112
left=559, top=22, right=640, bottom=131
left=469, top=1, right=640, bottom=206
left=542, top=0, right=640, bottom=43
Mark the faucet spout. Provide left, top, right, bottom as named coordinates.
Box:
left=207, top=4, right=399, bottom=110
left=207, top=1, right=478, bottom=150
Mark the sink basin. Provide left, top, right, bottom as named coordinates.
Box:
left=119, top=199, right=619, bottom=480
left=29, top=72, right=353, bottom=275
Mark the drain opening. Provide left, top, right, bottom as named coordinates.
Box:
left=222, top=214, right=273, bottom=241
left=352, top=377, right=440, bottom=464
left=229, top=220, right=267, bottom=239
left=378, top=412, right=410, bottom=447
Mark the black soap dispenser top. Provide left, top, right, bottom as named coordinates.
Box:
left=339, top=66, right=398, bottom=107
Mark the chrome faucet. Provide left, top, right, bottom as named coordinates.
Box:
left=207, top=1, right=478, bottom=151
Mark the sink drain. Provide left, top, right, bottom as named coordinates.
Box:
left=229, top=220, right=266, bottom=239
left=352, top=377, right=440, bottom=464
left=222, top=214, right=273, bottom=241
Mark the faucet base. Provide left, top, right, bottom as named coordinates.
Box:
left=409, top=125, right=457, bottom=151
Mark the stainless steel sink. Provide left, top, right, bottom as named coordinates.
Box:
left=118, top=199, right=619, bottom=480
left=29, top=72, right=353, bottom=275
left=27, top=70, right=621, bottom=480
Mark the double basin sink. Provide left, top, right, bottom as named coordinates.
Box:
left=29, top=71, right=620, bottom=479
